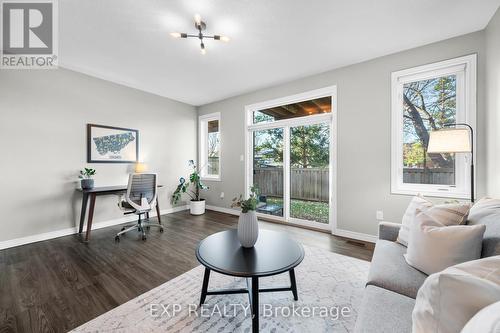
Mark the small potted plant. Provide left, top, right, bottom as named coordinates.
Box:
left=79, top=168, right=96, bottom=190
left=231, top=186, right=260, bottom=248
left=172, top=160, right=209, bottom=215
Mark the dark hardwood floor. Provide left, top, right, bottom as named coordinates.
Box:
left=0, top=210, right=373, bottom=332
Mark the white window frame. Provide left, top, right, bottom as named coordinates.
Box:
left=199, top=112, right=221, bottom=181
left=391, top=54, right=476, bottom=199
left=244, top=86, right=337, bottom=232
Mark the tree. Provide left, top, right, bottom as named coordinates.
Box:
left=253, top=124, right=329, bottom=169
left=403, top=76, right=456, bottom=171
left=290, top=124, right=329, bottom=168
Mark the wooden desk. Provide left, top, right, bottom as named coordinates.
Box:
left=77, top=185, right=163, bottom=242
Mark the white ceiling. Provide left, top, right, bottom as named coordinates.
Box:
left=60, top=0, right=500, bottom=106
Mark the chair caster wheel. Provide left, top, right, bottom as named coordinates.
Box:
left=121, top=227, right=126, bottom=231
left=115, top=236, right=120, bottom=242
left=142, top=236, right=147, bottom=241
left=159, top=228, right=164, bottom=233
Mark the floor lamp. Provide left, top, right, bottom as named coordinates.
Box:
left=427, top=123, right=474, bottom=203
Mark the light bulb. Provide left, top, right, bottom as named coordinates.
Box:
left=194, top=14, right=202, bottom=24
left=201, top=48, right=206, bottom=55
left=220, top=36, right=230, bottom=42
left=170, top=32, right=181, bottom=38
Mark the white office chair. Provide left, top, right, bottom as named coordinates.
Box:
left=115, top=173, right=164, bottom=242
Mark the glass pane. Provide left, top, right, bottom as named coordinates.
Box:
left=290, top=123, right=330, bottom=224
left=403, top=75, right=456, bottom=185
left=253, top=96, right=331, bottom=124
left=207, top=119, right=219, bottom=176
left=253, top=128, right=284, bottom=217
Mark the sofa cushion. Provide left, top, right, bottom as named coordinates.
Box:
left=367, top=240, right=427, bottom=298
left=354, top=285, right=415, bottom=333
left=412, top=256, right=500, bottom=333
left=467, top=197, right=500, bottom=257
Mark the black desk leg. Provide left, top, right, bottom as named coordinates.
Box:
left=290, top=269, right=298, bottom=301
left=79, top=193, right=89, bottom=234
left=251, top=277, right=259, bottom=333
left=199, top=268, right=211, bottom=306
left=85, top=193, right=97, bottom=242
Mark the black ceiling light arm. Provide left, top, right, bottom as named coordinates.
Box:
left=171, top=15, right=229, bottom=54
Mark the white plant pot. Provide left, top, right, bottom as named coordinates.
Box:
left=190, top=199, right=206, bottom=215
left=238, top=211, right=259, bottom=248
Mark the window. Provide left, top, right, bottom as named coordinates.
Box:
left=199, top=112, right=221, bottom=180
left=391, top=55, right=476, bottom=198
left=245, top=86, right=337, bottom=231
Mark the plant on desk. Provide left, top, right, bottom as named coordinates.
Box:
left=79, top=168, right=96, bottom=190
left=172, top=160, right=209, bottom=215
left=231, top=186, right=260, bottom=248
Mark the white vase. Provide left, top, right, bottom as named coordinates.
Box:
left=238, top=210, right=259, bottom=248
left=190, top=199, right=206, bottom=215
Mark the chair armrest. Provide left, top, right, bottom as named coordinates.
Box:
left=378, top=221, right=402, bottom=242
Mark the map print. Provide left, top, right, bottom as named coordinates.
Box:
left=93, top=132, right=135, bottom=156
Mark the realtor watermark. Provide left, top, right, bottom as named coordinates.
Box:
left=1, top=0, right=58, bottom=69
left=150, top=303, right=352, bottom=321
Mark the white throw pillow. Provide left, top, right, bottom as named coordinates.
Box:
left=404, top=210, right=485, bottom=275
left=412, top=256, right=500, bottom=333
left=461, top=301, right=500, bottom=333
left=397, top=195, right=433, bottom=246
left=397, top=196, right=470, bottom=246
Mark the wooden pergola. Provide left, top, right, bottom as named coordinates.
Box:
left=259, top=96, right=331, bottom=120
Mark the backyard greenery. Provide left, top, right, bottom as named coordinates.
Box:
left=267, top=197, right=329, bottom=224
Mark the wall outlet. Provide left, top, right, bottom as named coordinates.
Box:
left=376, top=210, right=384, bottom=221
left=240, top=155, right=244, bottom=162
left=220, top=192, right=225, bottom=199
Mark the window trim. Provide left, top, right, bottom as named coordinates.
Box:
left=390, top=54, right=476, bottom=199
left=199, top=112, right=221, bottom=181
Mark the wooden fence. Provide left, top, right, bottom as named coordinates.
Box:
left=253, top=167, right=329, bottom=202
left=403, top=168, right=455, bottom=185
left=254, top=167, right=455, bottom=202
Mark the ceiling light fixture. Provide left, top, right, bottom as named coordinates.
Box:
left=170, top=14, right=230, bottom=54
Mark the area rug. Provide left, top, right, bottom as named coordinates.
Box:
left=72, top=245, right=370, bottom=333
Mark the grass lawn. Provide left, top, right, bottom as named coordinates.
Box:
left=266, top=197, right=329, bottom=224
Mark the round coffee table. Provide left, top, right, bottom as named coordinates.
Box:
left=196, top=229, right=305, bottom=333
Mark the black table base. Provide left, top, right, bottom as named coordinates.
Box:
left=199, top=267, right=299, bottom=333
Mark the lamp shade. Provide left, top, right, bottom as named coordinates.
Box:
left=427, top=128, right=471, bottom=153
left=135, top=162, right=148, bottom=173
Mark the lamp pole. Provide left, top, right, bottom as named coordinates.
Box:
left=444, top=123, right=474, bottom=203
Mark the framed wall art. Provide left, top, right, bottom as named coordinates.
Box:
left=87, top=124, right=139, bottom=163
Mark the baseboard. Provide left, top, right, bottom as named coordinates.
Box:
left=205, top=205, right=377, bottom=244
left=0, top=205, right=189, bottom=250
left=333, top=228, right=377, bottom=244
left=206, top=205, right=241, bottom=216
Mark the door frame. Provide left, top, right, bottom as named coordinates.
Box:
left=244, top=86, right=338, bottom=232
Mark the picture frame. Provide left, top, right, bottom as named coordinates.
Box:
left=87, top=124, right=139, bottom=163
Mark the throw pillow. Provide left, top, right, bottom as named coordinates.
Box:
left=461, top=301, right=500, bottom=333
left=412, top=256, right=500, bottom=333
left=397, top=195, right=471, bottom=247
left=404, top=210, right=485, bottom=275
left=397, top=195, right=433, bottom=246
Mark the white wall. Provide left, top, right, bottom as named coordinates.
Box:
left=486, top=7, right=500, bottom=197
left=197, top=31, right=486, bottom=237
left=0, top=68, right=197, bottom=242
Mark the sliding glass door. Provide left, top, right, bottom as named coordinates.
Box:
left=289, top=123, right=330, bottom=225
left=253, top=128, right=284, bottom=217
left=246, top=88, right=336, bottom=230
